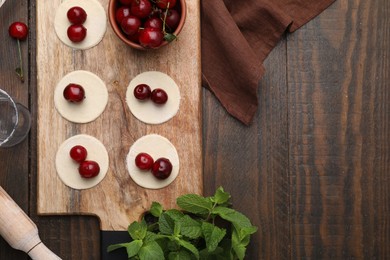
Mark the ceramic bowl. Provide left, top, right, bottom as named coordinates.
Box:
left=108, top=0, right=186, bottom=50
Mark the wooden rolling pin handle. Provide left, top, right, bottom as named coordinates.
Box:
left=0, top=186, right=61, bottom=259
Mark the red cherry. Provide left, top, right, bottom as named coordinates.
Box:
left=69, top=145, right=88, bottom=163
left=120, top=16, right=141, bottom=36
left=144, top=17, right=163, bottom=30
left=131, top=0, right=152, bottom=18
left=163, top=9, right=180, bottom=32
left=119, top=0, right=134, bottom=5
left=151, top=88, right=168, bottom=104
left=79, top=160, right=100, bottom=178
left=134, top=84, right=152, bottom=100
left=151, top=158, right=172, bottom=179
left=67, top=24, right=87, bottom=42
left=138, top=27, right=164, bottom=49
left=115, top=6, right=131, bottom=24
left=67, top=6, right=87, bottom=24
left=63, top=83, right=85, bottom=102
left=135, top=153, right=154, bottom=170
left=156, top=0, right=177, bottom=9
left=126, top=30, right=141, bottom=43
left=9, top=22, right=29, bottom=40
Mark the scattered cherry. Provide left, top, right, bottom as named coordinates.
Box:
left=67, top=6, right=87, bottom=24
left=63, top=83, right=85, bottom=102
left=121, top=16, right=141, bottom=36
left=135, top=153, right=154, bottom=170
left=9, top=22, right=29, bottom=40
left=9, top=22, right=29, bottom=82
left=144, top=17, right=163, bottom=30
left=67, top=24, right=87, bottom=42
left=156, top=0, right=177, bottom=9
left=70, top=145, right=88, bottom=163
left=138, top=27, right=164, bottom=48
left=79, top=160, right=100, bottom=178
left=131, top=0, right=152, bottom=18
left=151, top=88, right=168, bottom=104
left=115, top=6, right=131, bottom=23
left=151, top=158, right=172, bottom=179
left=134, top=84, right=152, bottom=100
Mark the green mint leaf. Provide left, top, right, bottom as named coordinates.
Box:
left=107, top=240, right=143, bottom=258
left=159, top=212, right=175, bottom=235
left=199, top=247, right=225, bottom=260
left=168, top=249, right=192, bottom=260
left=201, top=222, right=226, bottom=252
left=231, top=228, right=246, bottom=260
left=178, top=215, right=202, bottom=239
left=167, top=240, right=180, bottom=251
left=144, top=231, right=166, bottom=243
left=212, top=206, right=254, bottom=231
left=107, top=243, right=129, bottom=253
left=178, top=239, right=199, bottom=259
left=164, top=33, right=177, bottom=42
left=239, top=226, right=258, bottom=243
left=232, top=243, right=246, bottom=260
left=212, top=187, right=231, bottom=205
left=174, top=220, right=181, bottom=236
left=125, top=240, right=143, bottom=258
left=164, top=209, right=185, bottom=221
left=177, top=194, right=213, bottom=215
left=128, top=220, right=147, bottom=240
left=150, top=202, right=163, bottom=217
left=138, top=241, right=165, bottom=260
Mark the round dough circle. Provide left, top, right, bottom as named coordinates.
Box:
left=54, top=0, right=107, bottom=50
left=126, top=71, right=181, bottom=124
left=127, top=134, right=180, bottom=189
left=55, top=134, right=109, bottom=190
left=54, top=70, right=108, bottom=123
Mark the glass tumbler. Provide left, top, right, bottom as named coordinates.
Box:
left=0, top=89, right=31, bottom=148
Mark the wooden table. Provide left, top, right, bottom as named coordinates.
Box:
left=1, top=0, right=389, bottom=259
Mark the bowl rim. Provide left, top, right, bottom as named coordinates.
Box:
left=108, top=0, right=187, bottom=50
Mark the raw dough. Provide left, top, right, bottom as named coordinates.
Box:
left=55, top=134, right=109, bottom=190
left=126, top=71, right=181, bottom=124
left=127, top=134, right=180, bottom=189
left=54, top=70, right=108, bottom=123
left=54, top=0, right=107, bottom=50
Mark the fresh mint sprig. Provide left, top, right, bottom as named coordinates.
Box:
left=108, top=187, right=258, bottom=260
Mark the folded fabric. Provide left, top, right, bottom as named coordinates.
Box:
left=201, top=0, right=336, bottom=125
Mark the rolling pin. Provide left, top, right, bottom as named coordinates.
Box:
left=0, top=186, right=61, bottom=259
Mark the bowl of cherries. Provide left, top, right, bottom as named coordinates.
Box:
left=108, top=0, right=186, bottom=50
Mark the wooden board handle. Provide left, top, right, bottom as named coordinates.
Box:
left=0, top=186, right=61, bottom=259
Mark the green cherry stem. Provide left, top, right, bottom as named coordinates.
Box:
left=162, top=2, right=170, bottom=33
left=16, top=39, right=24, bottom=83
left=161, top=2, right=177, bottom=42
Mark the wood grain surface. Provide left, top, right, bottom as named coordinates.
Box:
left=36, top=0, right=202, bottom=231
left=0, top=0, right=389, bottom=259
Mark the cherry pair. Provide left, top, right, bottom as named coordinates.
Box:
left=134, top=84, right=168, bottom=104
left=67, top=6, right=88, bottom=43
left=135, top=152, right=172, bottom=180
left=70, top=145, right=100, bottom=178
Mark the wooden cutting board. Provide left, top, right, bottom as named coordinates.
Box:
left=36, top=0, right=202, bottom=231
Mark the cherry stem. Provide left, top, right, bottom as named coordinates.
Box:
left=16, top=39, right=24, bottom=83
left=162, top=2, right=170, bottom=34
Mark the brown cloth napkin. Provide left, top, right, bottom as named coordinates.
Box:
left=201, top=0, right=336, bottom=125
